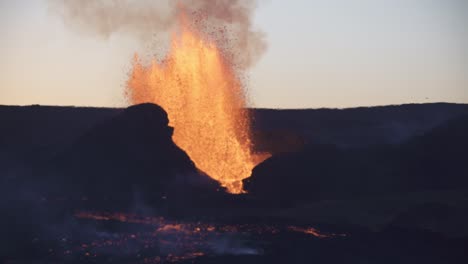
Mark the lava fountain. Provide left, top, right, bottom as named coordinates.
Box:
left=127, top=13, right=266, bottom=194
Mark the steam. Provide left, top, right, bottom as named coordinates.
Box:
left=48, top=0, right=267, bottom=68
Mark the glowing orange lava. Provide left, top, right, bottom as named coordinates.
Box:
left=127, top=15, right=266, bottom=193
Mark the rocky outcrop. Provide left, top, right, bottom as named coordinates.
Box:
left=45, top=103, right=220, bottom=206
left=245, top=115, right=468, bottom=203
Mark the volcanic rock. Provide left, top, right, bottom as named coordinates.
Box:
left=252, top=103, right=468, bottom=150
left=45, top=103, right=220, bottom=206
left=400, top=115, right=468, bottom=190
left=245, top=115, right=468, bottom=203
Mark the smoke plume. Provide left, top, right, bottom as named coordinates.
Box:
left=48, top=0, right=267, bottom=68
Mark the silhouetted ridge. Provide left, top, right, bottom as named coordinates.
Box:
left=123, top=103, right=170, bottom=128
left=45, top=103, right=220, bottom=206
left=253, top=103, right=468, bottom=151
left=245, top=115, right=468, bottom=203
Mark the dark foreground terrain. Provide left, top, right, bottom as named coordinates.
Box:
left=1, top=103, right=468, bottom=263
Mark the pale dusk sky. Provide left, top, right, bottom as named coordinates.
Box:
left=1, top=0, right=467, bottom=108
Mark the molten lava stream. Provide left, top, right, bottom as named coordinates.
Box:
left=127, top=16, right=267, bottom=193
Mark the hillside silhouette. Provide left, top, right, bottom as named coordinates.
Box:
left=1, top=103, right=468, bottom=263
left=245, top=114, right=468, bottom=202
left=42, top=104, right=224, bottom=209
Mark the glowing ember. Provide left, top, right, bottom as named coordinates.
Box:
left=287, top=226, right=335, bottom=238
left=127, top=12, right=267, bottom=193
left=74, top=211, right=345, bottom=239
left=17, top=211, right=345, bottom=263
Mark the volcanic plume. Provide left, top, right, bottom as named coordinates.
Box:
left=48, top=0, right=267, bottom=69
left=127, top=13, right=264, bottom=193
left=49, top=0, right=268, bottom=193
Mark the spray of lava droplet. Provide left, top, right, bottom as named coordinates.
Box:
left=127, top=12, right=267, bottom=194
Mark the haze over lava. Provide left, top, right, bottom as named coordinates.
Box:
left=49, top=0, right=268, bottom=193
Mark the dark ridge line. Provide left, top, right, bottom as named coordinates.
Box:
left=1, top=102, right=467, bottom=111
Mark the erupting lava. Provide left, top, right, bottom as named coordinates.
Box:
left=127, top=13, right=265, bottom=193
